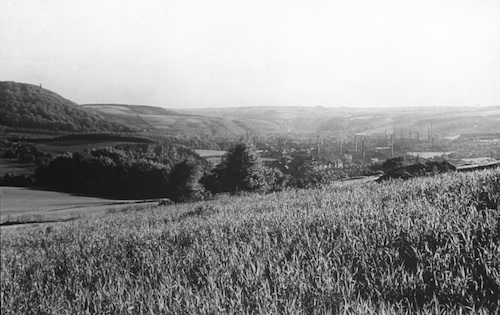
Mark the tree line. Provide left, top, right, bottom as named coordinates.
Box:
left=2, top=140, right=461, bottom=202
left=1, top=142, right=344, bottom=202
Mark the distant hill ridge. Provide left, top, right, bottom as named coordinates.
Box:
left=75, top=103, right=500, bottom=138
left=3, top=81, right=500, bottom=138
left=82, top=104, right=184, bottom=116
left=177, top=105, right=500, bottom=136
left=0, top=81, right=133, bottom=133
left=84, top=103, right=258, bottom=138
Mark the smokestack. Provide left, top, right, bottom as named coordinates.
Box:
left=361, top=136, right=365, bottom=164
left=431, top=123, right=435, bottom=143
left=409, top=130, right=412, bottom=140
left=340, top=141, right=343, bottom=155
left=390, top=134, right=394, bottom=158
left=317, top=135, right=320, bottom=156
left=355, top=135, right=358, bottom=152
left=400, top=129, right=403, bottom=140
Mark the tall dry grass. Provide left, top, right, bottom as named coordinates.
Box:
left=1, top=169, right=499, bottom=314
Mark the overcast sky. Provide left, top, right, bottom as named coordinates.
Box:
left=1, top=0, right=499, bottom=108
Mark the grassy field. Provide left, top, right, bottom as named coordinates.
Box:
left=0, top=187, right=158, bottom=228
left=1, top=169, right=499, bottom=314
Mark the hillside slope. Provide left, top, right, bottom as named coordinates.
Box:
left=86, top=103, right=500, bottom=139
left=4, top=80, right=497, bottom=139
left=0, top=82, right=133, bottom=133
left=179, top=105, right=500, bottom=137
left=83, top=104, right=257, bottom=138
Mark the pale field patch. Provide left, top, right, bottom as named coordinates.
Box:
left=0, top=187, right=156, bottom=228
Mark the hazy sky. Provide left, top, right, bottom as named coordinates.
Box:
left=1, top=0, right=499, bottom=108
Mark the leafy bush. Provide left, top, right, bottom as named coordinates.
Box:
left=381, top=156, right=408, bottom=172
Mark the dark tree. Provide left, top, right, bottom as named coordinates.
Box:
left=283, top=157, right=328, bottom=189
left=166, top=160, right=205, bottom=202
left=381, top=156, right=407, bottom=172
left=202, top=142, right=285, bottom=194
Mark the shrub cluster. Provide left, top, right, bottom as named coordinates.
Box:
left=2, top=142, right=52, bottom=163
left=378, top=159, right=456, bottom=181
left=33, top=145, right=206, bottom=200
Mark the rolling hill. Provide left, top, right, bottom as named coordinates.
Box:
left=177, top=105, right=500, bottom=138
left=83, top=103, right=500, bottom=140
left=82, top=104, right=258, bottom=138
left=3, top=81, right=499, bottom=140
left=0, top=81, right=133, bottom=133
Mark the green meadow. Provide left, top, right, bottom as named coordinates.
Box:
left=1, top=169, right=499, bottom=314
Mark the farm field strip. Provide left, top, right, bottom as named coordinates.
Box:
left=0, top=187, right=157, bottom=226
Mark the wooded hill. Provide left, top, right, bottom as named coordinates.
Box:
left=0, top=81, right=133, bottom=133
